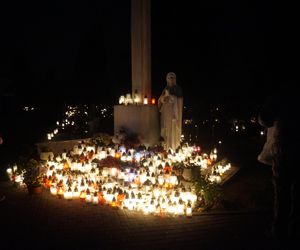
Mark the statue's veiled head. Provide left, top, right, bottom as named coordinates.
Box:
left=166, top=72, right=176, bottom=87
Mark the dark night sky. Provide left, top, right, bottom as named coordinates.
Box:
left=1, top=0, right=293, bottom=112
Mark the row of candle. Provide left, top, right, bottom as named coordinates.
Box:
left=119, top=93, right=156, bottom=105
left=48, top=179, right=195, bottom=216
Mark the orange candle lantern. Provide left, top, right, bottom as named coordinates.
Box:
left=110, top=197, right=118, bottom=208
left=57, top=187, right=64, bottom=198
left=43, top=175, right=47, bottom=185
left=98, top=193, right=105, bottom=205
left=151, top=98, right=156, bottom=105
left=207, top=159, right=212, bottom=166
left=63, top=161, right=70, bottom=170
left=45, top=178, right=52, bottom=188
left=87, top=151, right=93, bottom=160
left=163, top=162, right=172, bottom=173
left=115, top=152, right=121, bottom=159
left=79, top=191, right=86, bottom=201
left=117, top=191, right=125, bottom=205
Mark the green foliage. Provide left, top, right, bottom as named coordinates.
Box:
left=193, top=173, right=221, bottom=210
left=22, top=159, right=43, bottom=187
left=113, top=127, right=141, bottom=148
left=172, top=162, right=185, bottom=170
left=90, top=133, right=112, bottom=146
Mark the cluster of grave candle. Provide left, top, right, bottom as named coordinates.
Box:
left=9, top=143, right=230, bottom=217
left=208, top=163, right=232, bottom=183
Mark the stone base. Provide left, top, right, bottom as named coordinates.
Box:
left=36, top=138, right=90, bottom=155
left=40, top=152, right=54, bottom=161
left=114, top=105, right=160, bottom=147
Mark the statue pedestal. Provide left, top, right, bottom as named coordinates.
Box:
left=114, top=105, right=160, bottom=147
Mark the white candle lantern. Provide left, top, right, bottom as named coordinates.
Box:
left=50, top=185, right=57, bottom=195
left=110, top=149, right=116, bottom=157
left=86, top=189, right=92, bottom=203
left=99, top=150, right=107, bottom=160
left=167, top=201, right=175, bottom=214
left=102, top=167, right=109, bottom=177
left=149, top=200, right=156, bottom=213
left=186, top=201, right=192, bottom=217
left=134, top=152, right=141, bottom=162
left=15, top=175, right=23, bottom=183
left=176, top=199, right=185, bottom=215
left=143, top=96, right=148, bottom=105
left=139, top=172, right=147, bottom=184
left=110, top=167, right=118, bottom=177
left=126, top=155, right=133, bottom=162
left=133, top=91, right=141, bottom=104
left=148, top=162, right=154, bottom=173
left=153, top=187, right=161, bottom=199
left=158, top=175, right=164, bottom=186
left=73, top=187, right=80, bottom=199
left=143, top=204, right=150, bottom=214
left=119, top=95, right=125, bottom=105
left=143, top=179, right=153, bottom=192
left=79, top=179, right=86, bottom=192
left=125, top=93, right=132, bottom=105
left=171, top=193, right=180, bottom=204
left=92, top=192, right=99, bottom=205
left=129, top=172, right=135, bottom=182
left=64, top=187, right=73, bottom=200
left=123, top=173, right=129, bottom=182
left=105, top=192, right=114, bottom=203
left=150, top=173, right=156, bottom=185
left=6, top=168, right=12, bottom=176
left=169, top=174, right=178, bottom=186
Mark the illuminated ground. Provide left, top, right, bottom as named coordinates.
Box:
left=0, top=164, right=278, bottom=250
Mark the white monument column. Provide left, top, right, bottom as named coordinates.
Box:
left=114, top=0, right=159, bottom=147
left=131, top=0, right=151, bottom=100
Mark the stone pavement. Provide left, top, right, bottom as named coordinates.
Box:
left=0, top=181, right=278, bottom=250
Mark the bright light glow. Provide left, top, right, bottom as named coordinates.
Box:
left=8, top=142, right=232, bottom=217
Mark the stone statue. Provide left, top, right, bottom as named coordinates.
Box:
left=158, top=72, right=183, bottom=150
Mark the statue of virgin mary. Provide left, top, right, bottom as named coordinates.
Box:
left=158, top=72, right=183, bottom=151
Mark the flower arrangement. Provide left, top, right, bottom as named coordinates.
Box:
left=99, top=156, right=121, bottom=169
left=193, top=168, right=221, bottom=210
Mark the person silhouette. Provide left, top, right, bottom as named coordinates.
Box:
left=258, top=86, right=299, bottom=247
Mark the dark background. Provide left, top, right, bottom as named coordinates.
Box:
left=1, top=0, right=274, bottom=105
left=0, top=0, right=298, bottom=168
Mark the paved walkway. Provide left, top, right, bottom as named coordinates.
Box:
left=0, top=181, right=278, bottom=250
